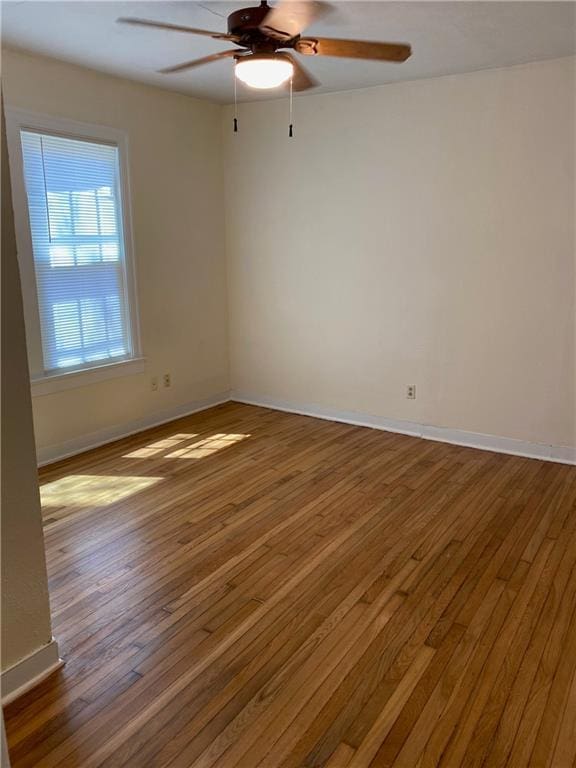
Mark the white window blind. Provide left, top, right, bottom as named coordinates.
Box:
left=19, top=130, right=135, bottom=374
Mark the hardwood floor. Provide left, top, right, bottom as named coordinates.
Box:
left=4, top=402, right=576, bottom=767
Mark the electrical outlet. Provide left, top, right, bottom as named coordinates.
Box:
left=406, top=384, right=416, bottom=400
left=163, top=373, right=171, bottom=388
left=151, top=376, right=158, bottom=392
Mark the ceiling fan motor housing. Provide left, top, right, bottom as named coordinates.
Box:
left=228, top=1, right=295, bottom=52
left=228, top=4, right=270, bottom=35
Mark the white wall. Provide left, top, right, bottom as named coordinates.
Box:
left=3, top=49, right=230, bottom=459
left=224, top=57, right=575, bottom=451
left=3, top=51, right=574, bottom=458
left=2, top=107, right=54, bottom=681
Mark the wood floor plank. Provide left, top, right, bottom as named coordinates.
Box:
left=4, top=402, right=575, bottom=768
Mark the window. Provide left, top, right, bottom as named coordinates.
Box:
left=6, top=110, right=143, bottom=393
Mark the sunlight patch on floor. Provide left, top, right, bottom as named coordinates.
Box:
left=123, top=433, right=198, bottom=458
left=166, top=433, right=250, bottom=459
left=40, top=474, right=162, bottom=508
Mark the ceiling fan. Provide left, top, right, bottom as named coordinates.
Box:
left=117, top=0, right=412, bottom=91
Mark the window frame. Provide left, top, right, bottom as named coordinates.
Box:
left=5, top=107, right=144, bottom=396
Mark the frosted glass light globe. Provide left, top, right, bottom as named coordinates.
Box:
left=235, top=55, right=294, bottom=89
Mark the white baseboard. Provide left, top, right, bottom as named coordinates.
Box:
left=231, top=392, right=576, bottom=466
left=37, top=391, right=231, bottom=466
left=36, top=389, right=575, bottom=467
left=1, top=638, right=63, bottom=706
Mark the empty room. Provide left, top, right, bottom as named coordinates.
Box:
left=1, top=1, right=575, bottom=766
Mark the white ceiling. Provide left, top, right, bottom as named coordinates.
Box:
left=2, top=1, right=575, bottom=103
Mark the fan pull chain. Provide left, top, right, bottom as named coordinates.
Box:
left=288, top=76, right=294, bottom=137
left=233, top=64, right=238, bottom=133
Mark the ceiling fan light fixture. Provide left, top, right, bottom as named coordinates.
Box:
left=235, top=54, right=294, bottom=89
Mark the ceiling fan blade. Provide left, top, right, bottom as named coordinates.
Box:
left=282, top=53, right=319, bottom=91
left=259, top=1, right=332, bottom=42
left=295, top=37, right=411, bottom=62
left=158, top=49, right=240, bottom=74
left=117, top=17, right=236, bottom=41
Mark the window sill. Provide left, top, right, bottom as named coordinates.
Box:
left=31, top=357, right=147, bottom=397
